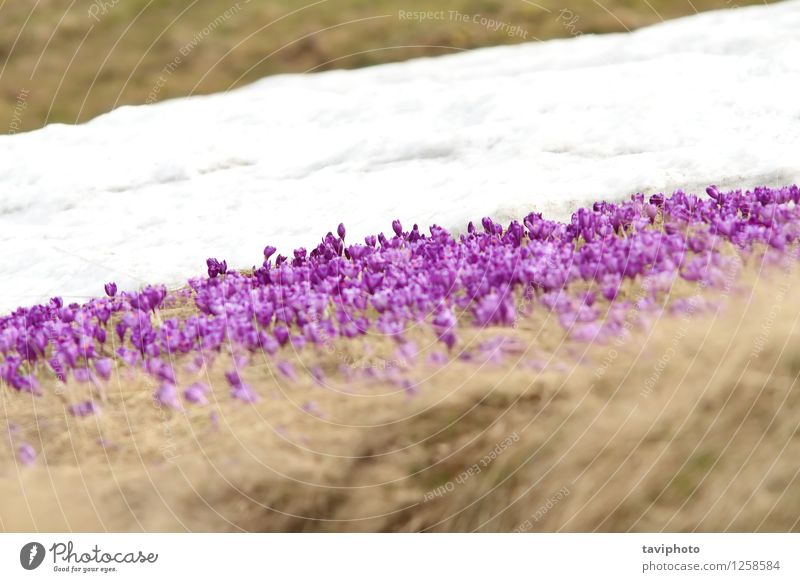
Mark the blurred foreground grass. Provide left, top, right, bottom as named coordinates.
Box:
left=0, top=0, right=773, bottom=133
left=2, top=247, right=799, bottom=532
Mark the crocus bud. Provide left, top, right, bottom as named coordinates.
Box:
left=274, top=326, right=290, bottom=346
left=392, top=219, right=403, bottom=237
left=184, top=383, right=209, bottom=405
left=155, top=383, right=181, bottom=410
left=277, top=360, right=296, bottom=381
left=95, top=358, right=113, bottom=380
left=263, top=246, right=277, bottom=260
left=439, top=330, right=457, bottom=350
left=337, top=223, right=346, bottom=239
left=206, top=258, right=219, bottom=278
left=231, top=382, right=259, bottom=403
left=68, top=400, right=101, bottom=418
left=17, top=443, right=36, bottom=466
left=104, top=282, right=117, bottom=297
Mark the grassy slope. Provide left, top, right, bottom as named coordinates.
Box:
left=0, top=0, right=773, bottom=133
left=1, top=260, right=799, bottom=532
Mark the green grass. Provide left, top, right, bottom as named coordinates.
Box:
left=0, top=0, right=774, bottom=133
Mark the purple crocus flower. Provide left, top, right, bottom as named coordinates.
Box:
left=94, top=358, right=113, bottom=381
left=310, top=365, right=326, bottom=385
left=206, top=258, right=228, bottom=278
left=155, top=383, right=182, bottom=410
left=184, top=382, right=209, bottom=405
left=17, top=443, right=36, bottom=466
left=302, top=400, right=325, bottom=417
left=68, top=400, right=101, bottom=418
left=277, top=360, right=296, bottom=381
left=225, top=368, right=259, bottom=402
left=224, top=369, right=242, bottom=387
left=395, top=341, right=417, bottom=364
left=231, top=382, right=259, bottom=403
left=439, top=330, right=457, bottom=350
left=104, top=282, right=117, bottom=297
left=402, top=379, right=419, bottom=397
left=274, top=326, right=290, bottom=346
left=73, top=367, right=92, bottom=383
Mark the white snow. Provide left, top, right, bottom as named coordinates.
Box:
left=1, top=1, right=799, bottom=312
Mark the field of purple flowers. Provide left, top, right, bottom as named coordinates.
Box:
left=4, top=185, right=798, bottom=405
left=2, top=185, right=800, bottom=531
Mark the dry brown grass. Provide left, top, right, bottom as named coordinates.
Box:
left=2, top=255, right=800, bottom=532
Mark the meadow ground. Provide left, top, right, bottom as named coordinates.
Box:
left=1, top=0, right=795, bottom=535
left=0, top=0, right=775, bottom=133
left=2, top=257, right=799, bottom=532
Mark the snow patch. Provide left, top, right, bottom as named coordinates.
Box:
left=1, top=1, right=799, bottom=311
